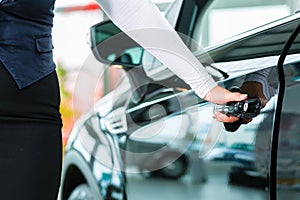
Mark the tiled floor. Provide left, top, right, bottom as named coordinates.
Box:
left=126, top=173, right=268, bottom=200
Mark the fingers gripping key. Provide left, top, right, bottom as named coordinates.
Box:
left=214, top=87, right=262, bottom=132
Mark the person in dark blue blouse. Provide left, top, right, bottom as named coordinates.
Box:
left=0, top=0, right=247, bottom=199
left=0, top=0, right=62, bottom=200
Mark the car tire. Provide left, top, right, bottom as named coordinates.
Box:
left=67, top=183, right=95, bottom=200
left=155, top=155, right=188, bottom=179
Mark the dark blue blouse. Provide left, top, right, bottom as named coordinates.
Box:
left=0, top=0, right=57, bottom=89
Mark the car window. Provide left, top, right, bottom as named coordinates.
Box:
left=143, top=0, right=299, bottom=84
left=195, top=13, right=300, bottom=81
left=141, top=0, right=185, bottom=82
left=193, top=0, right=298, bottom=48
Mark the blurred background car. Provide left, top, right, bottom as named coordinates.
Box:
left=205, top=142, right=254, bottom=167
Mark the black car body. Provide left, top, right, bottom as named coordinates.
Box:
left=60, top=0, right=300, bottom=200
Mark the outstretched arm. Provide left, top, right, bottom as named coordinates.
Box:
left=96, top=0, right=248, bottom=122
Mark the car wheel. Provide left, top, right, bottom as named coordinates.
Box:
left=67, top=183, right=95, bottom=200
left=157, top=155, right=188, bottom=179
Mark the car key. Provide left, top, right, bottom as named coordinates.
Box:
left=214, top=97, right=262, bottom=119
left=214, top=87, right=262, bottom=132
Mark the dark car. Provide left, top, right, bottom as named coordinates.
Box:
left=60, top=1, right=300, bottom=200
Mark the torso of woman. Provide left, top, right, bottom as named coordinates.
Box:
left=0, top=1, right=62, bottom=199
left=0, top=0, right=57, bottom=89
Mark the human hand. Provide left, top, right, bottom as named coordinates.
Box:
left=204, top=85, right=248, bottom=123
left=217, top=81, right=267, bottom=129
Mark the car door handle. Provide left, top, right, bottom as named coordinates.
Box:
left=102, top=107, right=128, bottom=134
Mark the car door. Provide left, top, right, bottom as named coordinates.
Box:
left=273, top=21, right=300, bottom=200
left=122, top=24, right=260, bottom=200
left=121, top=11, right=300, bottom=200
left=195, top=13, right=300, bottom=200
left=123, top=48, right=273, bottom=200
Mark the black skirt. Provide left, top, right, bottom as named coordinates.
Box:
left=0, top=62, right=62, bottom=200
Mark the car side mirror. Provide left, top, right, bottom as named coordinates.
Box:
left=90, top=20, right=144, bottom=68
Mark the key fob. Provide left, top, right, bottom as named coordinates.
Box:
left=220, top=87, right=261, bottom=132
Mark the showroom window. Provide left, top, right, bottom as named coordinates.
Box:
left=193, top=0, right=299, bottom=48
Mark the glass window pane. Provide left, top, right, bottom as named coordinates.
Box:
left=193, top=0, right=297, bottom=48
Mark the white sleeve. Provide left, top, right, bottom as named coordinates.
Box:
left=96, top=0, right=217, bottom=98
